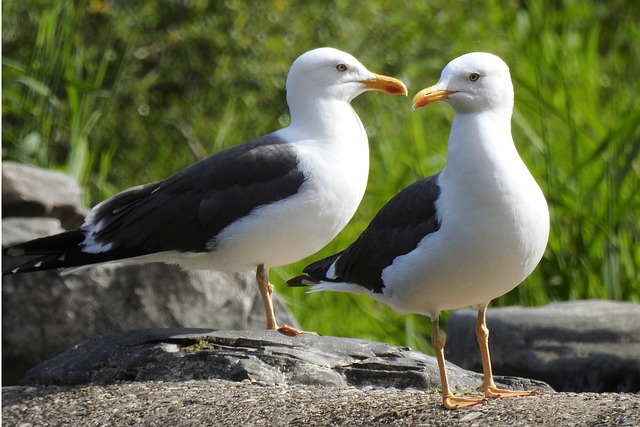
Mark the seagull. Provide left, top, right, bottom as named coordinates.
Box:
left=287, top=52, right=549, bottom=407
left=2, top=47, right=407, bottom=335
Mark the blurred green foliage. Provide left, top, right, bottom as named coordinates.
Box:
left=3, top=0, right=639, bottom=353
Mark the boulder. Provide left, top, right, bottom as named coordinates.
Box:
left=2, top=165, right=299, bottom=386
left=2, top=161, right=88, bottom=229
left=2, top=246, right=297, bottom=385
left=446, top=301, right=640, bottom=392
left=20, top=328, right=552, bottom=394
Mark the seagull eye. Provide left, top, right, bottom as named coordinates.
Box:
left=336, top=63, right=348, bottom=72
left=469, top=72, right=480, bottom=82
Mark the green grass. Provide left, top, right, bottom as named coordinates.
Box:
left=3, top=0, right=639, bottom=354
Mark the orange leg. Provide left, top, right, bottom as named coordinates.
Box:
left=431, top=317, right=488, bottom=410
left=475, top=305, right=540, bottom=399
left=255, top=264, right=305, bottom=336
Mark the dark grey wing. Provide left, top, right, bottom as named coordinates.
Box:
left=86, top=133, right=305, bottom=253
left=3, top=133, right=305, bottom=274
left=303, top=173, right=441, bottom=293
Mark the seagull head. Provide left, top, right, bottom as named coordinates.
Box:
left=412, top=52, right=513, bottom=114
left=286, top=47, right=407, bottom=106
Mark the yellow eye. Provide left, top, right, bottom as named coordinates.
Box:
left=336, top=63, right=348, bottom=72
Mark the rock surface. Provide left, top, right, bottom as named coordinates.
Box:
left=2, top=164, right=298, bottom=386
left=2, top=161, right=88, bottom=229
left=2, top=252, right=297, bottom=386
left=20, top=329, right=550, bottom=393
left=3, top=381, right=639, bottom=426
left=446, top=301, right=640, bottom=392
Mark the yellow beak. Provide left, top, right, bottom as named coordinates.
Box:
left=411, top=84, right=457, bottom=109
left=361, top=74, right=408, bottom=96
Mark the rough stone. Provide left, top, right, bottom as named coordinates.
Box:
left=2, top=161, right=89, bottom=228
left=20, top=328, right=552, bottom=394
left=4, top=382, right=639, bottom=426
left=446, top=300, right=640, bottom=392
left=2, top=217, right=64, bottom=247
left=3, top=221, right=298, bottom=386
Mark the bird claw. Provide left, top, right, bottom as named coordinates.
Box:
left=482, top=386, right=540, bottom=399
left=276, top=325, right=317, bottom=336
left=442, top=394, right=489, bottom=410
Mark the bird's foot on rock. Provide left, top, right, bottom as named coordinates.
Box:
left=483, top=386, right=540, bottom=399
left=442, top=394, right=488, bottom=410
left=276, top=325, right=318, bottom=336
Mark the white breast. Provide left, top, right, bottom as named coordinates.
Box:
left=169, top=106, right=370, bottom=272
left=380, top=115, right=549, bottom=316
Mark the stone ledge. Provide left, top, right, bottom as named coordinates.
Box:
left=20, top=328, right=550, bottom=393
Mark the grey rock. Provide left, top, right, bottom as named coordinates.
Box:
left=20, top=328, right=552, bottom=393
left=2, top=217, right=64, bottom=247
left=3, top=383, right=639, bottom=427
left=2, top=219, right=298, bottom=386
left=446, top=301, right=640, bottom=392
left=2, top=164, right=299, bottom=386
left=2, top=161, right=89, bottom=228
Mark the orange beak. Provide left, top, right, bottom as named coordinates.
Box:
left=361, top=74, right=408, bottom=96
left=412, top=84, right=457, bottom=109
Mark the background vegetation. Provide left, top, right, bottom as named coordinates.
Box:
left=3, top=0, right=639, bottom=353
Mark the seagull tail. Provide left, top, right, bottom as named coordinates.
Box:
left=285, top=252, right=342, bottom=288
left=285, top=274, right=368, bottom=296
left=285, top=252, right=369, bottom=295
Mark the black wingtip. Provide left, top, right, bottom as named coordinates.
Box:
left=2, top=254, right=60, bottom=276
left=2, top=266, right=29, bottom=275
left=2, top=266, right=18, bottom=276
left=285, top=275, right=319, bottom=287
left=3, top=246, right=25, bottom=257
left=4, top=263, right=32, bottom=275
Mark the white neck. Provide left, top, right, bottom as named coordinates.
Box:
left=442, top=109, right=522, bottom=188
left=287, top=98, right=365, bottom=140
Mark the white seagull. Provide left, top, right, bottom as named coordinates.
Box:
left=2, top=47, right=407, bottom=335
left=288, top=52, right=549, bottom=407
